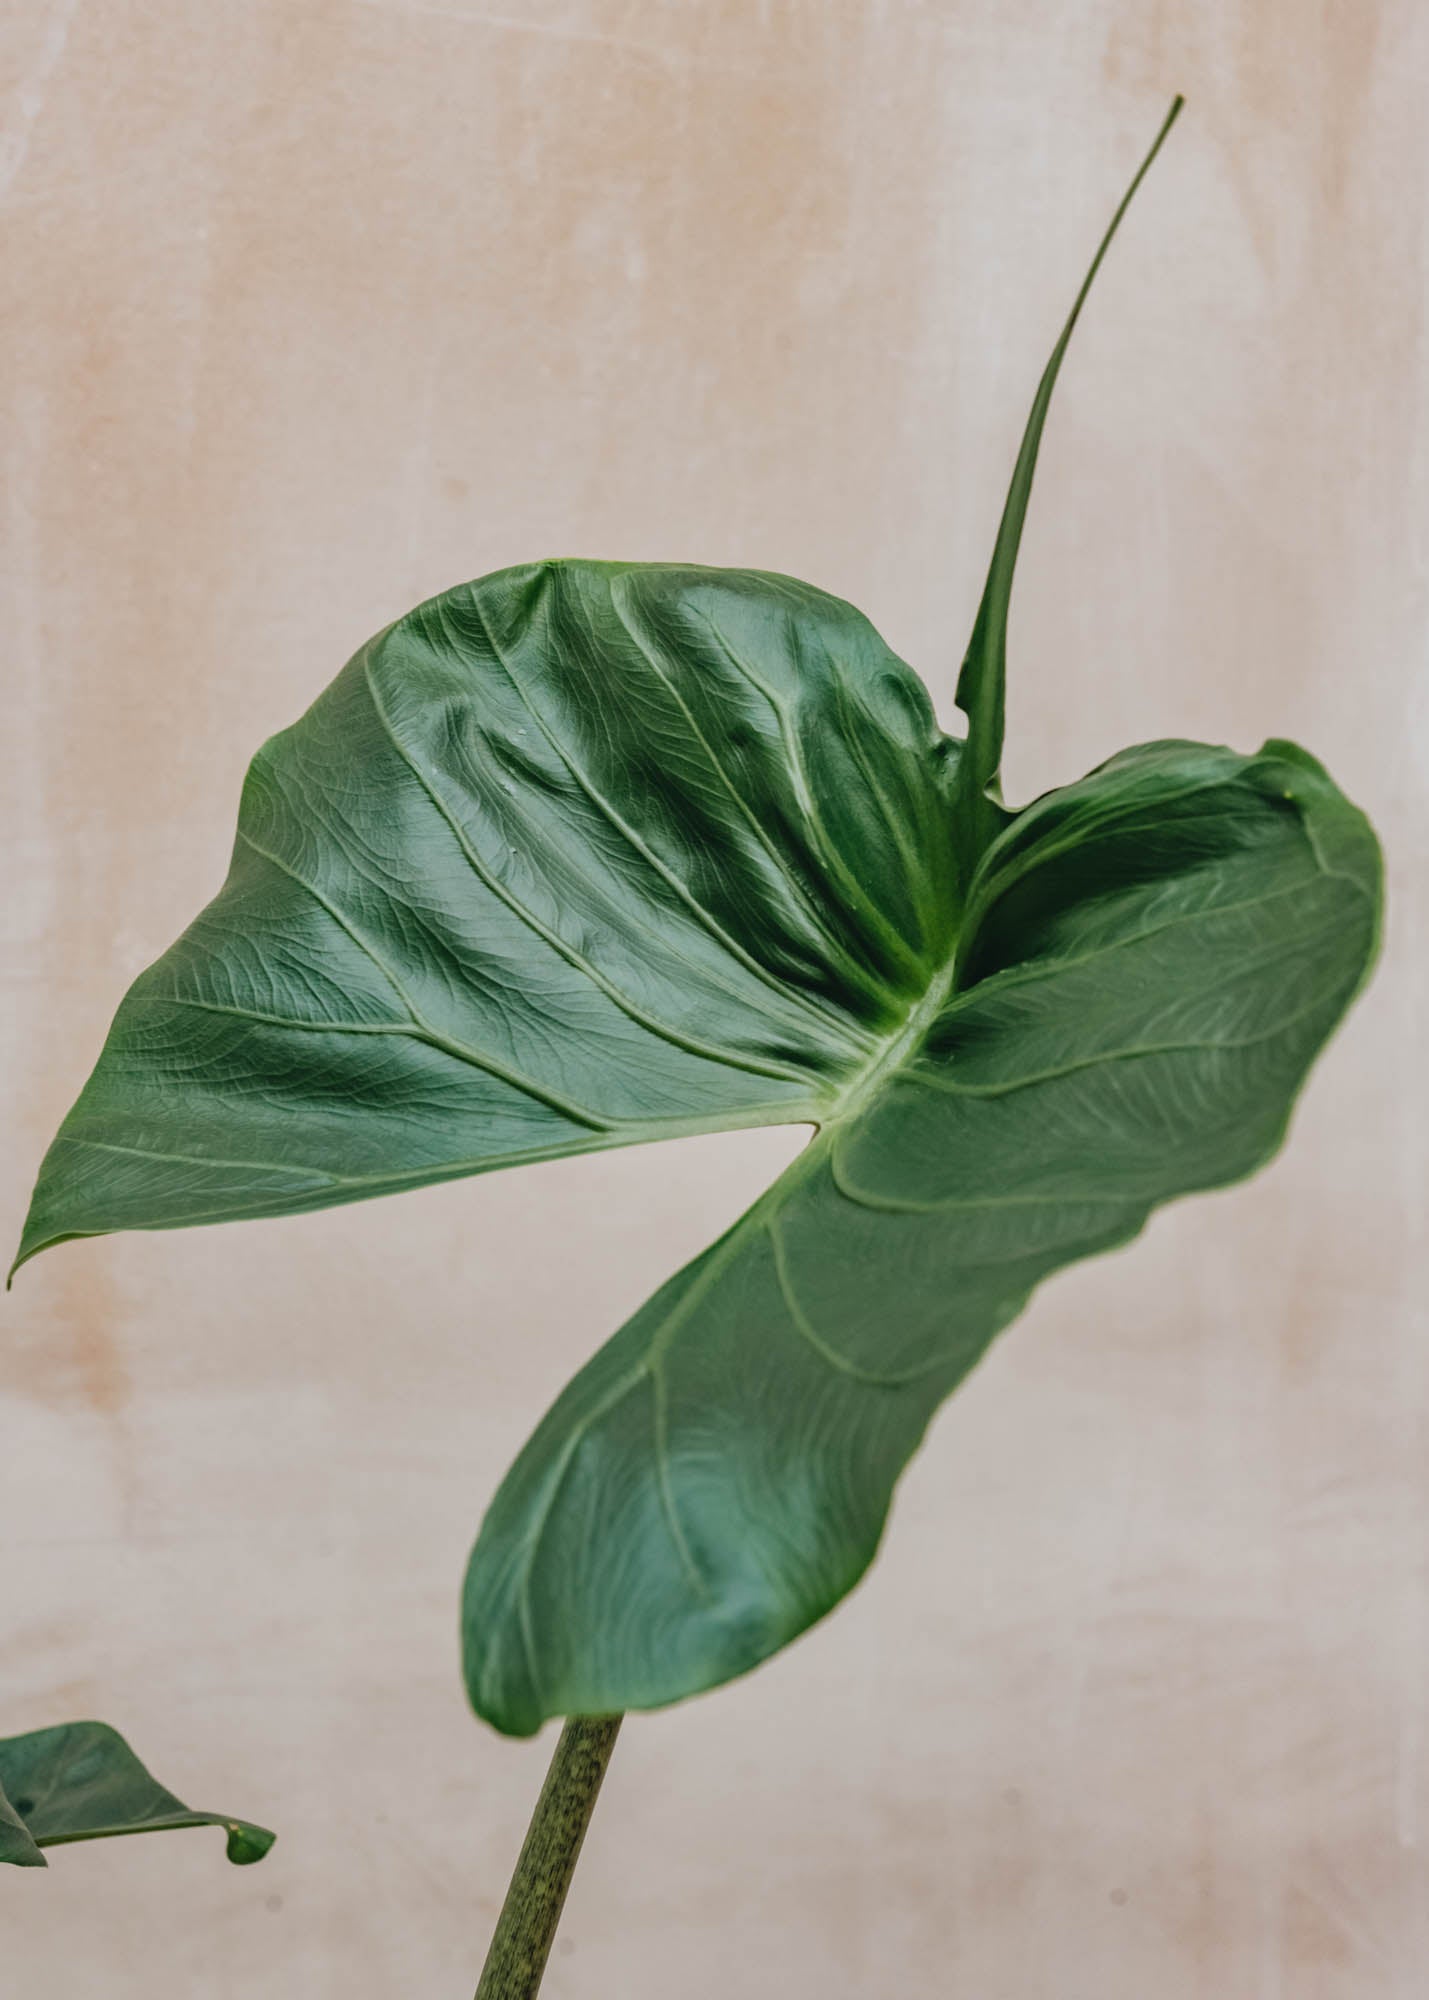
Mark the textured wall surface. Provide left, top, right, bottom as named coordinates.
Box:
left=4, top=3, right=1426, bottom=1994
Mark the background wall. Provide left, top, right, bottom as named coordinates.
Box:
left=4, top=3, right=1425, bottom=1994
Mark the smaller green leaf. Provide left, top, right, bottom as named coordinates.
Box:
left=0, top=1775, right=46, bottom=1867
left=0, top=1722, right=274, bottom=1868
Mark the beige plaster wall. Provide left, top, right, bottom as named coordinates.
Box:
left=4, top=3, right=1426, bottom=1993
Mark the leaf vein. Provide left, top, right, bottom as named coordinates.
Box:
left=234, top=830, right=612, bottom=1129
left=464, top=586, right=871, bottom=1051
left=766, top=1213, right=937, bottom=1388
left=359, top=645, right=823, bottom=1092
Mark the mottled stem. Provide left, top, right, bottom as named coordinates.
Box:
left=475, top=1715, right=623, bottom=2000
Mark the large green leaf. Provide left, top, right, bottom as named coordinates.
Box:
left=14, top=102, right=1382, bottom=1735
left=0, top=1722, right=274, bottom=1866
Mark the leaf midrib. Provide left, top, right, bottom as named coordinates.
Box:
left=607, top=578, right=923, bottom=994
left=464, top=587, right=878, bottom=1052
left=500, top=963, right=966, bottom=1701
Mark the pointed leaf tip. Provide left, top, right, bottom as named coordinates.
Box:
left=950, top=94, right=1186, bottom=883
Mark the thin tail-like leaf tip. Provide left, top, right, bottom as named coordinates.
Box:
left=950, top=94, right=1186, bottom=884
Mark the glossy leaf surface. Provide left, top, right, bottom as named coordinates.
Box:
left=15, top=560, right=957, bottom=1265
left=16, top=101, right=1382, bottom=1735
left=0, top=1722, right=274, bottom=1867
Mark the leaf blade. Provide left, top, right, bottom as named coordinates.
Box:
left=0, top=1722, right=274, bottom=1867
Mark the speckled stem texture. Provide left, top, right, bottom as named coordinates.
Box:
left=475, top=1715, right=623, bottom=2000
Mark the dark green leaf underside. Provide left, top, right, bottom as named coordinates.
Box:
left=0, top=1722, right=274, bottom=1867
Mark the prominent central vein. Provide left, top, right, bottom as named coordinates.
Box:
left=822, top=949, right=961, bottom=1128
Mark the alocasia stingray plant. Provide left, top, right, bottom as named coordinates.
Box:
left=9, top=98, right=1382, bottom=1996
